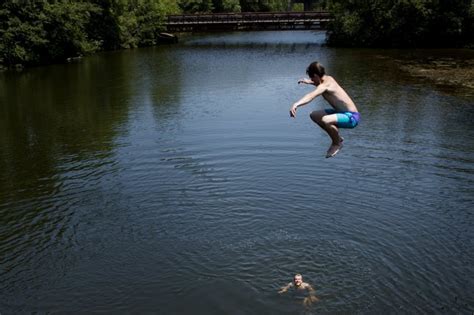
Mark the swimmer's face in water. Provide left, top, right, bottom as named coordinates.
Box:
left=293, top=275, right=303, bottom=287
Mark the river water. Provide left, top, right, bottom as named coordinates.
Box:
left=1, top=31, right=473, bottom=314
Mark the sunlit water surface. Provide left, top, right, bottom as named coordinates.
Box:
left=1, top=31, right=473, bottom=314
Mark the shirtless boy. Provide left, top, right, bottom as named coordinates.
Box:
left=278, top=274, right=319, bottom=305
left=290, top=61, right=360, bottom=158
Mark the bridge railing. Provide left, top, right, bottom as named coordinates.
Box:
left=167, top=11, right=332, bottom=25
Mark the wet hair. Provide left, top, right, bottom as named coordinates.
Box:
left=294, top=274, right=303, bottom=279
left=306, top=62, right=325, bottom=78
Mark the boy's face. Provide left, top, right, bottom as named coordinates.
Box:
left=294, top=275, right=303, bottom=287
left=310, top=75, right=322, bottom=85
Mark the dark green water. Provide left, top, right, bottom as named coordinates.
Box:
left=1, top=31, right=473, bottom=314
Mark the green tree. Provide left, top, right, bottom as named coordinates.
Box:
left=212, top=0, right=241, bottom=12
left=0, top=1, right=48, bottom=65
left=327, top=0, right=473, bottom=47
left=0, top=0, right=180, bottom=67
left=239, top=0, right=289, bottom=12
left=179, top=0, right=214, bottom=13
left=43, top=1, right=101, bottom=61
left=86, top=0, right=122, bottom=50
left=0, top=1, right=101, bottom=66
left=116, top=0, right=179, bottom=48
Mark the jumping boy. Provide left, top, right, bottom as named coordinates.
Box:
left=290, top=61, right=360, bottom=158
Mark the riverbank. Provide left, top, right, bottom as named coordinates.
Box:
left=0, top=33, right=178, bottom=72
left=380, top=49, right=474, bottom=95
left=400, top=58, right=474, bottom=90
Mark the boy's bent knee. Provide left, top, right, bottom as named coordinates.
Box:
left=310, top=111, right=323, bottom=123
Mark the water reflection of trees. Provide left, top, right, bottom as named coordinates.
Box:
left=0, top=53, right=131, bottom=200
left=0, top=52, right=137, bottom=274
left=0, top=46, right=184, bottom=305
left=147, top=46, right=183, bottom=122
left=0, top=45, right=184, bottom=217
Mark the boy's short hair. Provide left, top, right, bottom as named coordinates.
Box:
left=306, top=62, right=325, bottom=78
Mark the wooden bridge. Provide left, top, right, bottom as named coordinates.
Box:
left=166, top=11, right=332, bottom=32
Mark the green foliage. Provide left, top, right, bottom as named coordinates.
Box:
left=327, top=0, right=474, bottom=47
left=1, top=0, right=471, bottom=66
left=0, top=2, right=48, bottom=65
left=177, top=0, right=288, bottom=13
left=0, top=1, right=102, bottom=65
left=0, top=0, right=180, bottom=67
left=212, top=0, right=241, bottom=12
left=179, top=0, right=214, bottom=13
left=239, top=0, right=289, bottom=12
left=43, top=1, right=101, bottom=61
left=87, top=0, right=179, bottom=49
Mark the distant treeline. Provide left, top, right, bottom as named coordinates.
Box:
left=1, top=0, right=473, bottom=67
left=0, top=0, right=294, bottom=67
left=326, top=0, right=474, bottom=48
left=0, top=0, right=180, bottom=67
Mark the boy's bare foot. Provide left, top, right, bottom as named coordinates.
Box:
left=326, top=142, right=343, bottom=158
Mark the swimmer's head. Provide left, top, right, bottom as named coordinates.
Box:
left=293, top=274, right=303, bottom=287
left=306, top=62, right=325, bottom=84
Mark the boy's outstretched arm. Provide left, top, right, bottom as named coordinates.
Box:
left=290, top=84, right=326, bottom=118
left=298, top=78, right=315, bottom=85
left=278, top=282, right=293, bottom=294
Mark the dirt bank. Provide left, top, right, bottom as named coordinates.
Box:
left=400, top=57, right=474, bottom=90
